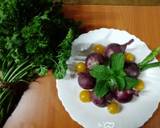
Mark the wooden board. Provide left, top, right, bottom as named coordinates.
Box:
left=63, top=0, right=160, bottom=5
left=4, top=5, right=160, bottom=128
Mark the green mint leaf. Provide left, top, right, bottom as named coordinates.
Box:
left=111, top=53, right=125, bottom=71
left=90, top=65, right=113, bottom=80
left=108, top=77, right=117, bottom=90
left=116, top=76, right=126, bottom=90
left=94, top=80, right=109, bottom=98
left=119, top=70, right=126, bottom=77
left=125, top=76, right=139, bottom=89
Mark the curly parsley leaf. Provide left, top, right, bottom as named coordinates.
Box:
left=54, top=28, right=75, bottom=79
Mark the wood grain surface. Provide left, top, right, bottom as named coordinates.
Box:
left=4, top=5, right=160, bottom=128
left=63, top=0, right=160, bottom=5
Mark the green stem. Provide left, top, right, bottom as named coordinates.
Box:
left=7, top=60, right=29, bottom=82
left=141, top=62, right=160, bottom=71
left=139, top=47, right=160, bottom=67
left=0, top=89, right=11, bottom=105
left=8, top=63, right=34, bottom=83
left=11, top=72, right=28, bottom=83
left=1, top=59, right=7, bottom=77
left=0, top=89, right=7, bottom=100
left=6, top=95, right=14, bottom=113
left=3, top=63, right=14, bottom=82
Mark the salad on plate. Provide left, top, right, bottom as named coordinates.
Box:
left=74, top=38, right=160, bottom=114
left=57, top=28, right=160, bottom=128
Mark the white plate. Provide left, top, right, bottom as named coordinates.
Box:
left=56, top=28, right=160, bottom=128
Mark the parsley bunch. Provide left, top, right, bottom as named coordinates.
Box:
left=0, top=1, right=80, bottom=126
left=0, top=1, right=80, bottom=82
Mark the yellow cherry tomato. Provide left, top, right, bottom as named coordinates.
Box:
left=107, top=101, right=121, bottom=114
left=75, top=62, right=87, bottom=73
left=92, top=44, right=105, bottom=55
left=134, top=79, right=144, bottom=91
left=79, top=90, right=91, bottom=103
left=125, top=52, right=135, bottom=62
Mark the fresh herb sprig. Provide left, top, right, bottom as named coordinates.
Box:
left=54, top=28, right=75, bottom=79
left=90, top=53, right=138, bottom=98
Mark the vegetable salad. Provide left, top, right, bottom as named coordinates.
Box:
left=75, top=39, right=160, bottom=114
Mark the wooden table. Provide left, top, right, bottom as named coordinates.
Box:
left=4, top=5, right=160, bottom=128
left=63, top=0, right=160, bottom=5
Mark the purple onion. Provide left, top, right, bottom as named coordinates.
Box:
left=104, top=93, right=113, bottom=103
left=124, top=62, right=140, bottom=78
left=78, top=73, right=95, bottom=89
left=91, top=92, right=107, bottom=107
left=113, top=89, right=136, bottom=103
left=105, top=39, right=134, bottom=58
left=85, top=53, right=105, bottom=69
left=91, top=92, right=113, bottom=107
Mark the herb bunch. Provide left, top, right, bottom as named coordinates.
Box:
left=90, top=53, right=138, bottom=98
left=0, top=0, right=80, bottom=126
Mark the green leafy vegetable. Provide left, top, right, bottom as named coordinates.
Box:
left=0, top=1, right=80, bottom=126
left=111, top=53, right=125, bottom=71
left=35, top=65, right=48, bottom=76
left=0, top=2, right=80, bottom=83
left=54, top=28, right=75, bottom=79
left=92, top=53, right=138, bottom=97
left=94, top=80, right=109, bottom=98
left=125, top=76, right=139, bottom=89
left=118, top=70, right=126, bottom=77
left=90, top=65, right=113, bottom=80
left=116, top=76, right=126, bottom=90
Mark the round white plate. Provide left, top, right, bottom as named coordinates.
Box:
left=56, top=28, right=160, bottom=128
